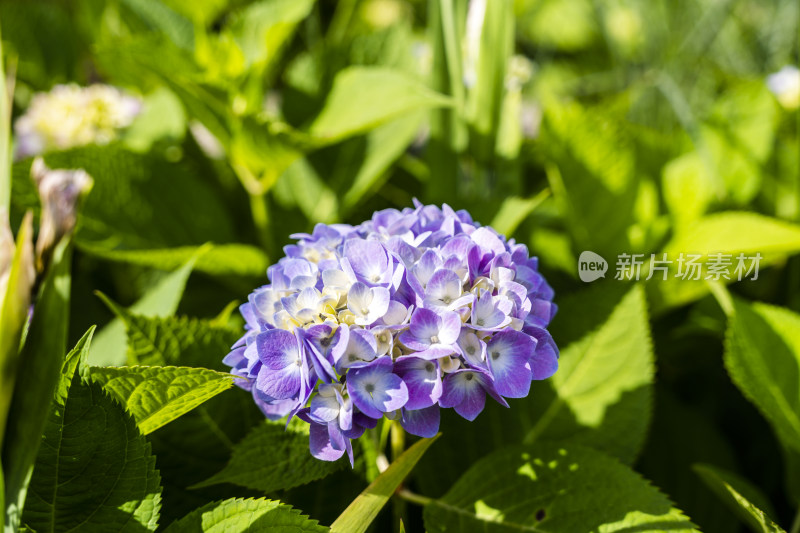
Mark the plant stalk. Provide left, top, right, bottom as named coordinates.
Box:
left=391, top=422, right=407, bottom=532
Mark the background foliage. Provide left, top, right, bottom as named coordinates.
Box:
left=1, top=0, right=799, bottom=531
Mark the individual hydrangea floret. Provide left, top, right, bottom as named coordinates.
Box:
left=224, top=201, right=559, bottom=464
left=14, top=84, right=141, bottom=158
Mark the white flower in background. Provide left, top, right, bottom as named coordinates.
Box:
left=14, top=84, right=141, bottom=159
left=767, top=66, right=800, bottom=110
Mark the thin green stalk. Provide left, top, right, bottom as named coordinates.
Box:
left=391, top=422, right=407, bottom=533
left=327, top=0, right=358, bottom=45
left=791, top=506, right=800, bottom=533
left=248, top=191, right=273, bottom=259
left=396, top=488, right=433, bottom=507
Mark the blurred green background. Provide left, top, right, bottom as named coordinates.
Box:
left=2, top=0, right=799, bottom=530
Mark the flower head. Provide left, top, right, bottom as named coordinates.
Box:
left=14, top=84, right=141, bottom=158
left=224, top=201, right=559, bottom=464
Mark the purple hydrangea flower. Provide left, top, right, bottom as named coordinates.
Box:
left=223, top=201, right=559, bottom=464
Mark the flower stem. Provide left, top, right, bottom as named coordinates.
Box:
left=396, top=488, right=434, bottom=507
left=391, top=422, right=407, bottom=532
left=248, top=191, right=273, bottom=259
left=790, top=506, right=800, bottom=533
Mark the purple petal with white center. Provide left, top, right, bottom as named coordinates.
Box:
left=456, top=330, right=487, bottom=367
left=344, top=239, right=389, bottom=285
left=401, top=406, right=440, bottom=438
left=436, top=310, right=462, bottom=345
left=257, top=363, right=301, bottom=400
left=439, top=370, right=487, bottom=421
left=486, top=330, right=534, bottom=398
left=347, top=358, right=409, bottom=419
left=309, top=389, right=341, bottom=423
left=337, top=328, right=378, bottom=370
left=394, top=357, right=442, bottom=409
left=256, top=329, right=301, bottom=370
left=471, top=227, right=506, bottom=255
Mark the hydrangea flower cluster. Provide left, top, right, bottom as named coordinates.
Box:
left=14, top=84, right=141, bottom=159
left=224, top=202, right=558, bottom=464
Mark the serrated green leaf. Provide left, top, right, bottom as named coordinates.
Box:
left=416, top=284, right=653, bottom=498
left=79, top=242, right=269, bottom=278
left=195, top=419, right=344, bottom=492
left=330, top=434, right=440, bottom=533
left=543, top=101, right=638, bottom=256
left=524, top=285, right=654, bottom=462
left=11, top=145, right=236, bottom=249
left=424, top=443, right=697, bottom=533
left=88, top=254, right=197, bottom=366
left=649, top=212, right=800, bottom=311
left=724, top=299, right=800, bottom=455
left=310, top=67, right=451, bottom=142
left=693, top=464, right=784, bottom=533
left=164, top=497, right=328, bottom=532
left=90, top=366, right=234, bottom=435
left=99, top=302, right=240, bottom=368
left=3, top=240, right=71, bottom=531
left=21, top=349, right=162, bottom=532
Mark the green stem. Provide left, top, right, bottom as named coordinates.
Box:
left=248, top=191, right=273, bottom=259
left=790, top=506, right=800, bottom=533
left=396, top=488, right=434, bottom=507
left=390, top=422, right=407, bottom=532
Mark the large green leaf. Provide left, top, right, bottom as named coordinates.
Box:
left=543, top=101, right=639, bottom=256
left=2, top=240, right=71, bottom=531
left=90, top=366, right=234, bottom=435
left=194, top=420, right=344, bottom=493
left=78, top=242, right=268, bottom=278
left=330, top=434, right=439, bottom=533
left=649, top=212, right=800, bottom=311
left=164, top=498, right=327, bottom=533
left=119, top=0, right=194, bottom=51
left=424, top=443, right=697, bottom=532
left=11, top=145, right=236, bottom=249
left=310, top=67, right=451, bottom=142
left=693, top=464, right=784, bottom=533
left=524, top=284, right=654, bottom=461
left=88, top=255, right=197, bottom=366
left=21, top=341, right=162, bottom=532
left=724, top=299, right=800, bottom=455
left=99, top=302, right=240, bottom=368
left=416, top=284, right=653, bottom=497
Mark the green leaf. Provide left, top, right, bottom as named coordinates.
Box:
left=543, top=101, right=638, bottom=256
left=310, top=67, right=451, bottom=142
left=330, top=434, right=440, bottom=533
left=123, top=87, right=187, bottom=152
left=0, top=213, right=34, bottom=447
left=12, top=145, right=236, bottom=249
left=99, top=304, right=240, bottom=368
left=3, top=240, right=71, bottom=531
left=90, top=366, right=234, bottom=435
left=524, top=285, right=654, bottom=463
left=227, top=0, right=315, bottom=69
left=649, top=212, right=800, bottom=311
left=724, top=299, right=800, bottom=455
left=164, top=498, right=328, bottom=533
left=424, top=443, right=697, bottom=533
left=340, top=113, right=424, bottom=212
left=693, top=464, right=784, bottom=533
left=0, top=34, right=10, bottom=211
left=78, top=242, right=269, bottom=278
left=21, top=339, right=162, bottom=532
left=489, top=190, right=550, bottom=238
left=194, top=419, right=344, bottom=492
left=88, top=255, right=197, bottom=367
left=119, top=0, right=194, bottom=51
